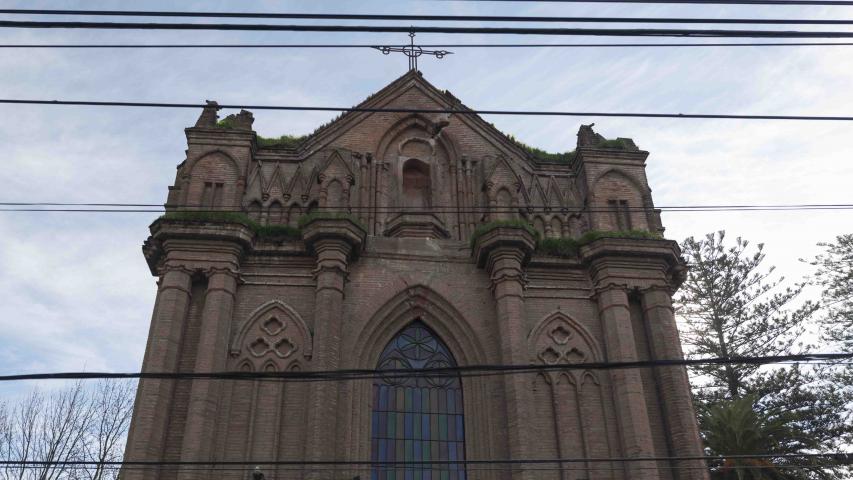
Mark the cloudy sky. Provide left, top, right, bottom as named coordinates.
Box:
left=1, top=0, right=851, bottom=397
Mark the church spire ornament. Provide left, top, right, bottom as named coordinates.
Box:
left=373, top=31, right=452, bottom=71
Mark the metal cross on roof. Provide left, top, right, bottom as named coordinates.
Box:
left=373, top=31, right=453, bottom=71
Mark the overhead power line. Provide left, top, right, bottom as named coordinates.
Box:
left=434, top=0, right=853, bottom=5
left=6, top=20, right=853, bottom=38
left=1, top=452, right=851, bottom=467
left=1, top=204, right=852, bottom=213
left=5, top=42, right=853, bottom=48
left=1, top=353, right=850, bottom=383
left=4, top=9, right=853, bottom=26
left=3, top=98, right=853, bottom=122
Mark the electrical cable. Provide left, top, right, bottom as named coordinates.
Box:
left=0, top=204, right=851, bottom=214
left=2, top=98, right=853, bottom=122
left=0, top=353, right=850, bottom=383
left=431, top=0, right=853, bottom=5
left=0, top=202, right=853, bottom=213
left=6, top=20, right=853, bottom=38
left=5, top=9, right=853, bottom=26
left=5, top=42, right=853, bottom=48
left=1, top=452, right=850, bottom=467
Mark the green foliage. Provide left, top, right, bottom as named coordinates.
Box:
left=297, top=211, right=366, bottom=231
left=537, top=237, right=581, bottom=257
left=215, top=117, right=236, bottom=129
left=536, top=230, right=663, bottom=258
left=505, top=134, right=576, bottom=163
left=700, top=396, right=805, bottom=480
left=677, top=231, right=818, bottom=398
left=469, top=219, right=539, bottom=248
left=677, top=231, right=852, bottom=478
left=160, top=211, right=301, bottom=240
left=595, top=138, right=636, bottom=150
left=576, top=229, right=662, bottom=244
left=806, top=234, right=853, bottom=352
left=162, top=210, right=256, bottom=226
left=256, top=134, right=307, bottom=149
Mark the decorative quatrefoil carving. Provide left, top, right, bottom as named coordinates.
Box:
left=273, top=337, right=296, bottom=358
left=249, top=337, right=272, bottom=357
left=538, top=346, right=587, bottom=365
left=531, top=312, right=599, bottom=368
left=548, top=325, right=573, bottom=345
left=261, top=316, right=285, bottom=336
left=231, top=301, right=313, bottom=371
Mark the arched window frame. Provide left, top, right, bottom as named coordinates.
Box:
left=370, top=321, right=466, bottom=480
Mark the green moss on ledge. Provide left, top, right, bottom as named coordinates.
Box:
left=297, top=212, right=367, bottom=231
left=215, top=117, right=236, bottom=129
left=256, top=134, right=307, bottom=149
left=537, top=229, right=664, bottom=258
left=159, top=211, right=301, bottom=240
left=469, top=219, right=541, bottom=248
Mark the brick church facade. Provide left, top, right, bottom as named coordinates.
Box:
left=124, top=71, right=707, bottom=480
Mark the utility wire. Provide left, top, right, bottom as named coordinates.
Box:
left=6, top=20, right=853, bottom=38
left=1, top=353, right=850, bottom=383
left=5, top=42, right=853, bottom=48
left=5, top=9, right=853, bottom=26
left=3, top=98, right=853, bottom=122
left=1, top=452, right=851, bottom=467
left=433, top=0, right=853, bottom=5
left=2, top=205, right=853, bottom=213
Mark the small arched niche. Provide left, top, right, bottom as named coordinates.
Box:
left=402, top=158, right=431, bottom=208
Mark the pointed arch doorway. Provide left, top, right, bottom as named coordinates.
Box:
left=370, top=321, right=466, bottom=480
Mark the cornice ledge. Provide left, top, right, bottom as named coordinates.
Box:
left=149, top=218, right=255, bottom=248
left=472, top=226, right=537, bottom=269
left=579, top=237, right=683, bottom=266
left=300, top=217, right=367, bottom=260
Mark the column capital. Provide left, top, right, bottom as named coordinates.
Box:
left=301, top=216, right=367, bottom=262
left=472, top=225, right=536, bottom=269
left=580, top=236, right=687, bottom=291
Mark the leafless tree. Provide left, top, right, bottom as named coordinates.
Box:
left=0, top=380, right=135, bottom=480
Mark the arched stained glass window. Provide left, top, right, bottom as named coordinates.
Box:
left=371, top=321, right=466, bottom=480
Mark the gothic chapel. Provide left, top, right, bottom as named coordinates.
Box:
left=124, top=71, right=707, bottom=480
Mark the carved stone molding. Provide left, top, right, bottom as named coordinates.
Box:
left=471, top=226, right=536, bottom=269
left=301, top=217, right=367, bottom=261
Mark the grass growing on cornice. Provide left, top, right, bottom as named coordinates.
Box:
left=257, top=134, right=307, bottom=149
left=536, top=229, right=664, bottom=258
left=537, top=237, right=581, bottom=257
left=160, top=211, right=301, bottom=240
left=215, top=117, right=236, bottom=129
left=577, top=229, right=662, bottom=244
left=297, top=211, right=367, bottom=231
left=469, top=219, right=540, bottom=248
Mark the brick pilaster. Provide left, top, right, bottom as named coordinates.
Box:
left=178, top=268, right=238, bottom=480
left=474, top=226, right=537, bottom=480
left=596, top=286, right=659, bottom=480
left=123, top=267, right=193, bottom=480
left=301, top=218, right=366, bottom=480
left=641, top=287, right=709, bottom=480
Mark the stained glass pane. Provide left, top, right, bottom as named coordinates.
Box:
left=371, top=321, right=466, bottom=480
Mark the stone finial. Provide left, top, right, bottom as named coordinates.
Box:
left=194, top=100, right=220, bottom=127
left=577, top=123, right=598, bottom=147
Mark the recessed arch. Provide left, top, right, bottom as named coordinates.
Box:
left=370, top=321, right=467, bottom=480
left=231, top=300, right=313, bottom=360
left=528, top=310, right=602, bottom=363
left=350, top=285, right=487, bottom=370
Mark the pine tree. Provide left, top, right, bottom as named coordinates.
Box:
left=676, top=231, right=851, bottom=479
